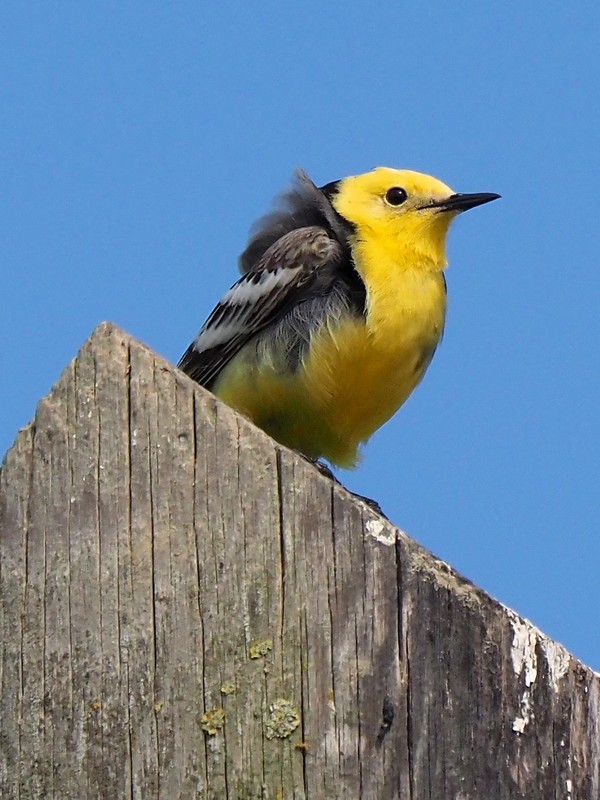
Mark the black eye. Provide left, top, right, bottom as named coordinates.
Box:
left=385, top=187, right=408, bottom=206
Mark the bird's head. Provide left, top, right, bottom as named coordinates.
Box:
left=321, top=167, right=499, bottom=270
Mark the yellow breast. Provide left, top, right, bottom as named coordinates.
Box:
left=301, top=260, right=446, bottom=462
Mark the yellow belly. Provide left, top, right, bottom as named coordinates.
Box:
left=215, top=267, right=446, bottom=468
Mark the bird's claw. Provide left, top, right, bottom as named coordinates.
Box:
left=301, top=455, right=387, bottom=519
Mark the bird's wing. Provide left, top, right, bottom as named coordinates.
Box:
left=178, top=226, right=344, bottom=388
left=239, top=169, right=353, bottom=273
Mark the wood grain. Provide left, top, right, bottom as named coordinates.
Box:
left=0, top=322, right=598, bottom=799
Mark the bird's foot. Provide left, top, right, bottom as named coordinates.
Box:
left=349, top=493, right=386, bottom=518
left=307, top=458, right=340, bottom=484
left=301, top=456, right=387, bottom=519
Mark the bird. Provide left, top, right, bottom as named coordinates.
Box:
left=179, top=167, right=499, bottom=468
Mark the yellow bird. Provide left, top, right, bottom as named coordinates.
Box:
left=179, top=168, right=499, bottom=467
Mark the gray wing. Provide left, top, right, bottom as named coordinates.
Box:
left=178, top=226, right=344, bottom=388
left=238, top=169, right=353, bottom=274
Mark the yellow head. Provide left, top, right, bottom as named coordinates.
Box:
left=324, top=167, right=499, bottom=270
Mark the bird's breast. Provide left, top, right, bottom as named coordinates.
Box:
left=302, top=265, right=447, bottom=444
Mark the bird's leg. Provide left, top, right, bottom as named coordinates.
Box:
left=307, top=457, right=339, bottom=484
left=300, top=455, right=387, bottom=519
left=348, top=492, right=386, bottom=519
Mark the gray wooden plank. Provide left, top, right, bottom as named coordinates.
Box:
left=0, top=321, right=598, bottom=799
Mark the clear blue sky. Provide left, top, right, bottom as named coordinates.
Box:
left=2, top=3, right=599, bottom=670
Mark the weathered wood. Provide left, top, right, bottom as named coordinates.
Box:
left=0, top=321, right=598, bottom=799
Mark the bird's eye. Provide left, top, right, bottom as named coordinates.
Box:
left=384, top=187, right=408, bottom=206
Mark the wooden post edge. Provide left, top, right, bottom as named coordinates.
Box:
left=0, top=321, right=598, bottom=799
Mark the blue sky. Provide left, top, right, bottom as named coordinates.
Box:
left=2, top=3, right=599, bottom=670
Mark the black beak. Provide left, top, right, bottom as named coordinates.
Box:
left=421, top=192, right=501, bottom=213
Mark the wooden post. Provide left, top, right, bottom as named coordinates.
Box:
left=0, top=322, right=598, bottom=799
